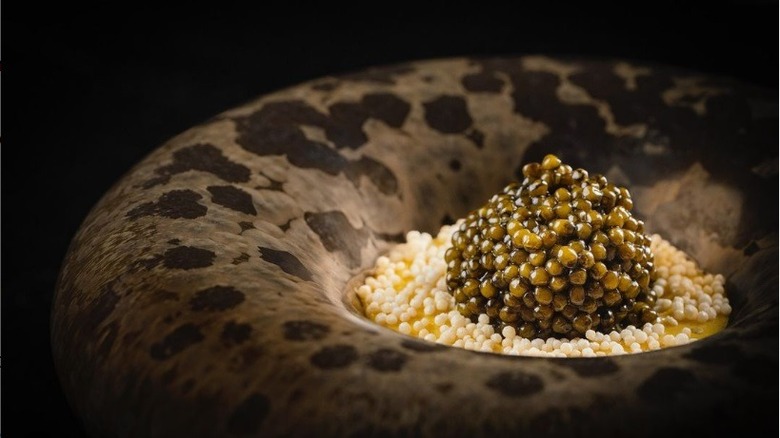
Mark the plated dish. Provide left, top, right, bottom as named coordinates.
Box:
left=53, top=56, right=777, bottom=437
left=355, top=153, right=732, bottom=357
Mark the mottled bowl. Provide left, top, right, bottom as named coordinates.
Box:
left=53, top=56, right=778, bottom=437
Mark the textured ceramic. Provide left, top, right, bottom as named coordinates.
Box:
left=53, top=56, right=778, bottom=437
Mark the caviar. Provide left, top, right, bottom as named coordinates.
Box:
left=445, top=154, right=657, bottom=339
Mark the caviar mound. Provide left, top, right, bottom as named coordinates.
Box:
left=445, top=154, right=657, bottom=339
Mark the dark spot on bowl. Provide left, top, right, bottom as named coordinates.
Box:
left=189, top=286, right=245, bottom=312
left=282, top=320, right=330, bottom=341
left=557, top=357, right=619, bottom=377
left=485, top=371, right=544, bottom=398
left=304, top=211, right=369, bottom=268
left=150, top=323, right=204, bottom=360
left=465, top=127, right=485, bottom=148
left=235, top=99, right=400, bottom=194
left=344, top=156, right=399, bottom=195
left=434, top=382, right=454, bottom=394
left=423, top=95, right=473, bottom=134
left=310, top=345, right=358, bottom=369
left=744, top=241, right=760, bottom=256
left=222, top=321, right=252, bottom=345
left=462, top=71, right=504, bottom=93
left=127, top=190, right=207, bottom=220
left=83, top=283, right=120, bottom=333
left=278, top=219, right=293, bottom=232
left=207, top=185, right=257, bottom=215
left=359, top=93, right=411, bottom=129
left=231, top=253, right=250, bottom=265
left=367, top=348, right=408, bottom=372
left=258, top=247, right=313, bottom=281
left=162, top=246, right=216, bottom=270
left=238, top=221, right=255, bottom=232
left=144, top=143, right=251, bottom=188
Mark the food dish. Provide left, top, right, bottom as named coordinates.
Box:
left=53, top=56, right=777, bottom=436
left=356, top=220, right=730, bottom=356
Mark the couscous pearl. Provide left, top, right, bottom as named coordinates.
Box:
left=356, top=224, right=730, bottom=358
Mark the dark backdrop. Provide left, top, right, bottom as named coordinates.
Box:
left=4, top=4, right=777, bottom=437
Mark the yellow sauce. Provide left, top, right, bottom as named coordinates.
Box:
left=665, top=314, right=729, bottom=340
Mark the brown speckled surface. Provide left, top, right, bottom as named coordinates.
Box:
left=53, top=57, right=777, bottom=437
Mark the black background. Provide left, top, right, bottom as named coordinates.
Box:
left=4, top=4, right=778, bottom=437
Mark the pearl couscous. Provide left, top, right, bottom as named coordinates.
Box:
left=356, top=224, right=731, bottom=357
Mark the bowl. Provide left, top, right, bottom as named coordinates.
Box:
left=53, top=56, right=777, bottom=437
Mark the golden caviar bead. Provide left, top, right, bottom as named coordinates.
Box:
left=554, top=187, right=571, bottom=201
left=540, top=229, right=558, bottom=248
left=603, top=289, right=622, bottom=306
left=569, top=286, right=585, bottom=305
left=602, top=270, right=620, bottom=290
left=587, top=283, right=604, bottom=299
left=608, top=227, right=624, bottom=245
left=462, top=279, right=479, bottom=297
left=480, top=281, right=497, bottom=298
left=576, top=222, right=593, bottom=240
left=551, top=219, right=576, bottom=236
left=569, top=269, right=588, bottom=285
left=533, top=305, right=554, bottom=321
left=541, top=153, right=562, bottom=170
left=506, top=220, right=522, bottom=236
left=572, top=313, right=593, bottom=334
left=591, top=242, right=607, bottom=260
left=508, top=278, right=528, bottom=297
left=487, top=224, right=505, bottom=241
left=590, top=262, right=608, bottom=280
left=510, top=249, right=528, bottom=265
left=503, top=264, right=519, bottom=280
left=530, top=267, right=550, bottom=286
left=528, top=251, right=547, bottom=267
left=549, top=276, right=568, bottom=292
left=578, top=250, right=595, bottom=269
left=545, top=259, right=564, bottom=276
left=522, top=233, right=543, bottom=251
left=618, top=243, right=635, bottom=260
left=534, top=287, right=554, bottom=305
left=557, top=246, right=578, bottom=268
